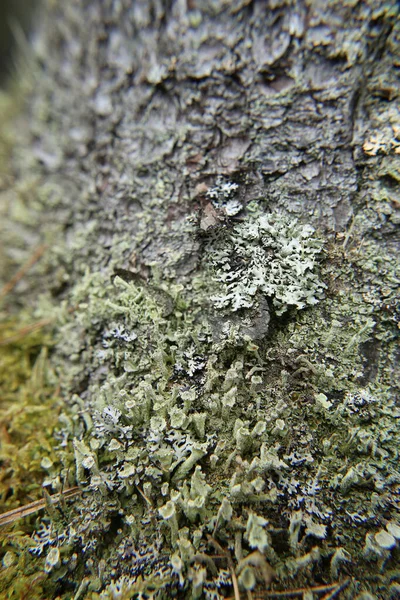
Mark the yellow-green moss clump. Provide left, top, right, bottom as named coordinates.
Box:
left=0, top=318, right=61, bottom=511
left=0, top=316, right=64, bottom=600
left=0, top=84, right=70, bottom=600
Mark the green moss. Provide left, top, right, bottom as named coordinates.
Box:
left=0, top=83, right=74, bottom=600
left=0, top=316, right=70, bottom=600
left=0, top=320, right=60, bottom=508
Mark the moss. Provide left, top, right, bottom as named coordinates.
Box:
left=0, top=321, right=59, bottom=507
left=0, top=80, right=73, bottom=600
left=0, top=316, right=71, bottom=600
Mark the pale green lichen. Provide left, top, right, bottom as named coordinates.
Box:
left=206, top=209, right=326, bottom=314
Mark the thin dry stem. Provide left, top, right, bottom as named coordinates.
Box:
left=0, top=244, right=47, bottom=301
left=0, top=318, right=52, bottom=346
left=208, top=536, right=242, bottom=600
left=321, top=579, right=351, bottom=600
left=0, top=486, right=81, bottom=526
left=254, top=579, right=350, bottom=598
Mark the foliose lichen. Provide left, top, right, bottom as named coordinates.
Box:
left=206, top=207, right=326, bottom=315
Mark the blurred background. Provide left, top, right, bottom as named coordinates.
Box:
left=0, top=0, right=38, bottom=85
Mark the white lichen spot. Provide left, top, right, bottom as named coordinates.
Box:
left=375, top=530, right=396, bottom=549
left=45, top=547, right=61, bottom=573
left=245, top=513, right=270, bottom=552
left=386, top=522, right=400, bottom=540
left=118, top=463, right=136, bottom=479
left=41, top=457, right=54, bottom=470
left=315, top=393, right=333, bottom=410
left=207, top=211, right=325, bottom=315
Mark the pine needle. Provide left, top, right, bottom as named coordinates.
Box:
left=0, top=487, right=81, bottom=526
left=0, top=244, right=47, bottom=301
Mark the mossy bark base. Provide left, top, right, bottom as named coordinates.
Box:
left=0, top=1, right=399, bottom=598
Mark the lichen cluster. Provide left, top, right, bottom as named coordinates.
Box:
left=0, top=172, right=399, bottom=599
left=206, top=206, right=326, bottom=314
left=14, top=198, right=398, bottom=599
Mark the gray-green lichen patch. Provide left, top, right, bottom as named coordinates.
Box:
left=205, top=207, right=326, bottom=315
left=3, top=133, right=399, bottom=600
left=21, top=201, right=398, bottom=599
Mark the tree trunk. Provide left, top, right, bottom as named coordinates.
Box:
left=1, top=1, right=399, bottom=598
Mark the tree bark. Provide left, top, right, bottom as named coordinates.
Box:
left=1, top=1, right=399, bottom=598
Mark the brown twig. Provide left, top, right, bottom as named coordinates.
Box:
left=208, top=536, right=241, bottom=600
left=230, top=566, right=241, bottom=600
left=135, top=484, right=153, bottom=508
left=257, top=580, right=350, bottom=598
left=0, top=318, right=52, bottom=346
left=321, top=579, right=351, bottom=600
left=0, top=486, right=81, bottom=526
left=0, top=244, right=47, bottom=301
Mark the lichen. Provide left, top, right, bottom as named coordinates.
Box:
left=0, top=1, right=399, bottom=598
left=17, top=215, right=397, bottom=598
left=206, top=207, right=326, bottom=314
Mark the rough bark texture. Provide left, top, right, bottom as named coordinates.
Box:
left=0, top=1, right=399, bottom=599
